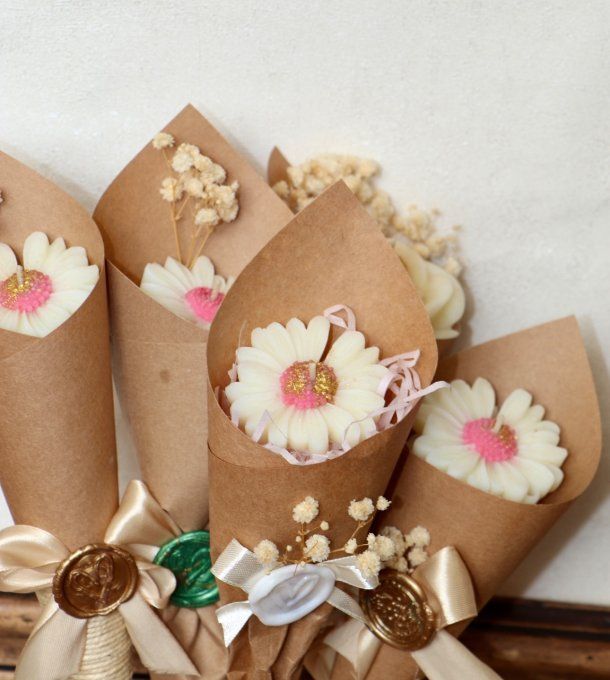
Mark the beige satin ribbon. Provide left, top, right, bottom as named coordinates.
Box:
left=317, top=547, right=502, bottom=680
left=212, top=539, right=379, bottom=646
left=0, top=480, right=198, bottom=680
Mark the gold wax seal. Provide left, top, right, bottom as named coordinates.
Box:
left=360, top=570, right=436, bottom=650
left=52, top=543, right=138, bottom=618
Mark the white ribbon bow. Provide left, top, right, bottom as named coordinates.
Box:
left=212, top=539, right=378, bottom=646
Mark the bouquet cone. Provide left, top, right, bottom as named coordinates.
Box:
left=267, top=147, right=463, bottom=357
left=329, top=316, right=601, bottom=679
left=93, top=104, right=291, bottom=531
left=0, top=150, right=117, bottom=547
left=93, top=104, right=292, bottom=679
left=207, top=182, right=438, bottom=678
left=0, top=151, right=128, bottom=677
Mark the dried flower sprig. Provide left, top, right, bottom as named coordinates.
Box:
left=273, top=154, right=462, bottom=276
left=152, top=132, right=239, bottom=268
left=253, top=495, right=396, bottom=578
left=380, top=524, right=430, bottom=573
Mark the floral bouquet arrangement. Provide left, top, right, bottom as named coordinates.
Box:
left=93, top=105, right=294, bottom=679
left=206, top=181, right=442, bottom=677
left=306, top=316, right=601, bottom=680
left=0, top=152, right=198, bottom=679
left=268, top=148, right=466, bottom=354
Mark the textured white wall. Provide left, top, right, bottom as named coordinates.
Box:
left=1, top=0, right=609, bottom=605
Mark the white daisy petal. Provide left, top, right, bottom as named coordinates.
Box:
left=306, top=316, right=331, bottom=361
left=191, top=256, right=215, bottom=287
left=304, top=410, right=330, bottom=455
left=286, top=318, right=309, bottom=361
left=498, top=389, right=533, bottom=425
left=0, top=244, right=18, bottom=279
left=22, top=232, right=50, bottom=270
left=252, top=323, right=297, bottom=367
left=325, top=331, right=366, bottom=371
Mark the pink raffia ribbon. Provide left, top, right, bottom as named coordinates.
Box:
left=233, top=304, right=446, bottom=466
left=0, top=481, right=198, bottom=680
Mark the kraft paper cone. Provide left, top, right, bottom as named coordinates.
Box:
left=331, top=316, right=602, bottom=679
left=207, top=182, right=438, bottom=678
left=0, top=151, right=118, bottom=549
left=267, top=147, right=461, bottom=356
left=94, top=104, right=292, bottom=533
left=94, top=104, right=291, bottom=680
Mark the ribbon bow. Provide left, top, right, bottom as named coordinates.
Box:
left=0, top=480, right=198, bottom=680
left=310, top=547, right=502, bottom=680
left=212, top=539, right=378, bottom=646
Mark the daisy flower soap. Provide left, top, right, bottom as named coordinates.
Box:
left=0, top=232, right=99, bottom=337
left=225, top=315, right=391, bottom=456
left=140, top=255, right=233, bottom=329
left=393, top=240, right=465, bottom=340
left=413, top=378, right=567, bottom=504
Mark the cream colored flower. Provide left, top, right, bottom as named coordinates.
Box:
left=152, top=132, right=175, bottom=149
left=225, top=316, right=391, bottom=456
left=160, top=177, right=183, bottom=203
left=254, top=540, right=279, bottom=567
left=304, top=535, right=330, bottom=563
left=408, top=547, right=428, bottom=567
left=386, top=556, right=408, bottom=573
left=172, top=151, right=195, bottom=174
left=140, top=255, right=233, bottom=329
left=292, top=497, right=319, bottom=524
left=380, top=526, right=408, bottom=557
left=356, top=550, right=381, bottom=578
left=376, top=496, right=391, bottom=511
left=344, top=538, right=358, bottom=554
left=393, top=239, right=465, bottom=340
left=409, top=526, right=430, bottom=547
left=194, top=207, right=220, bottom=228
left=414, top=378, right=568, bottom=504
left=320, top=521, right=329, bottom=531
left=348, top=498, right=375, bottom=522
left=0, top=232, right=98, bottom=338
left=367, top=534, right=395, bottom=561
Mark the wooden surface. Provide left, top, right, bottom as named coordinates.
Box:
left=1, top=594, right=609, bottom=678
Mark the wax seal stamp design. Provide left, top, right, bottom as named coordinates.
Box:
left=53, top=543, right=138, bottom=618
left=360, top=570, right=436, bottom=650
left=154, top=530, right=219, bottom=608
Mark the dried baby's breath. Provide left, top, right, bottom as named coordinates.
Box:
left=348, top=497, right=375, bottom=522
left=304, top=534, right=330, bottom=563
left=293, top=496, right=319, bottom=524
left=376, top=496, right=391, bottom=511
left=409, top=526, right=431, bottom=547
left=273, top=154, right=462, bottom=275
left=152, top=132, right=239, bottom=267
left=254, top=539, right=279, bottom=567
left=357, top=550, right=381, bottom=579
left=253, top=496, right=392, bottom=577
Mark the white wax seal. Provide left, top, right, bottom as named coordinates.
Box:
left=248, top=564, right=336, bottom=626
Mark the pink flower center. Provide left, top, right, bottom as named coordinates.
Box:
left=462, top=417, right=518, bottom=462
left=184, top=286, right=224, bottom=323
left=280, top=361, right=338, bottom=410
left=0, top=269, right=53, bottom=312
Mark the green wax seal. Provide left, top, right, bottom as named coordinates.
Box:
left=154, top=530, right=219, bottom=608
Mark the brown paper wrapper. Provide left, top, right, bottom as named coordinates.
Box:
left=94, top=104, right=292, bottom=532
left=207, top=181, right=438, bottom=678
left=0, top=150, right=118, bottom=549
left=267, top=147, right=462, bottom=356
left=94, top=105, right=292, bottom=680
left=331, top=316, right=602, bottom=679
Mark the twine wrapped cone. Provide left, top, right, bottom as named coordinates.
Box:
left=93, top=104, right=292, bottom=680
left=0, top=152, right=129, bottom=677
left=207, top=182, right=438, bottom=678
left=326, top=317, right=601, bottom=679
